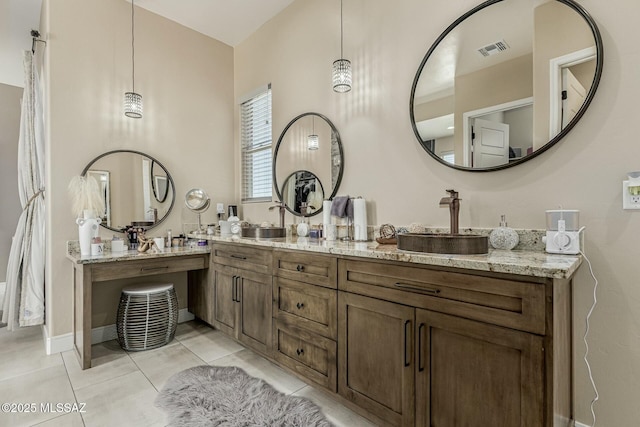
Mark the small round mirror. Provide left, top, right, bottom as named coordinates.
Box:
left=185, top=188, right=210, bottom=212
left=280, top=170, right=325, bottom=216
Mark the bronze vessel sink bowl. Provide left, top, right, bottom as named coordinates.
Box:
left=241, top=226, right=287, bottom=239
left=397, top=233, right=489, bottom=255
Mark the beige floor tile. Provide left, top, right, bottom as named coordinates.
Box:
left=62, top=340, right=138, bottom=391
left=74, top=370, right=165, bottom=427
left=293, top=385, right=378, bottom=427
left=130, top=342, right=206, bottom=390
left=210, top=348, right=306, bottom=395
left=0, top=364, right=76, bottom=427
left=0, top=326, right=63, bottom=381
left=178, top=327, right=244, bottom=362
left=174, top=320, right=212, bottom=340
left=31, top=412, right=84, bottom=426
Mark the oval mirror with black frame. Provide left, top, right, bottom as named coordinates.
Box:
left=273, top=112, right=344, bottom=216
left=151, top=160, right=169, bottom=203
left=409, top=0, right=603, bottom=171
left=81, top=150, right=176, bottom=232
left=280, top=170, right=326, bottom=216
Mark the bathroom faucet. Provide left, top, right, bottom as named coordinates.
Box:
left=269, top=201, right=286, bottom=228
left=439, top=189, right=460, bottom=235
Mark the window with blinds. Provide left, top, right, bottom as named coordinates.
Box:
left=241, top=85, right=273, bottom=202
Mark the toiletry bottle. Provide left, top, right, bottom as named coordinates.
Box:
left=167, top=229, right=172, bottom=246
left=489, top=214, right=519, bottom=250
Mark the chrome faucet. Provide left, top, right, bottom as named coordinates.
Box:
left=439, top=189, right=460, bottom=235
left=269, top=201, right=286, bottom=228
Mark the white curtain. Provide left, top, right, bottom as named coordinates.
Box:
left=2, top=50, right=46, bottom=330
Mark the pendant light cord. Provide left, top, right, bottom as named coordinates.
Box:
left=340, top=0, right=344, bottom=59
left=131, top=0, right=136, bottom=92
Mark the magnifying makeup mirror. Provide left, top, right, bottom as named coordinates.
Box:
left=185, top=188, right=210, bottom=232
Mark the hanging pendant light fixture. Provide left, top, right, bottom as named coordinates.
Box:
left=332, top=0, right=351, bottom=93
left=124, top=0, right=142, bottom=118
left=308, top=116, right=319, bottom=150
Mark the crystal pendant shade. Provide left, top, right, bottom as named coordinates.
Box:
left=124, top=92, right=143, bottom=118
left=332, top=59, right=352, bottom=93
left=307, top=134, right=319, bottom=150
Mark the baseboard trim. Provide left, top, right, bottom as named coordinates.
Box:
left=45, top=309, right=196, bottom=354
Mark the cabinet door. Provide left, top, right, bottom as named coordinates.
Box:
left=237, top=269, right=272, bottom=354
left=338, top=292, right=415, bottom=427
left=416, top=309, right=544, bottom=427
left=213, top=264, right=237, bottom=336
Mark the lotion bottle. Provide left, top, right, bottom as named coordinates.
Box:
left=489, top=214, right=519, bottom=250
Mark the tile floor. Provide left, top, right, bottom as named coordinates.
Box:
left=0, top=320, right=376, bottom=427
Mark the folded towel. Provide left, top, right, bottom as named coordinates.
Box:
left=330, top=196, right=353, bottom=220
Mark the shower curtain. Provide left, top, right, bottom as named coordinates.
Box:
left=2, top=50, right=46, bottom=330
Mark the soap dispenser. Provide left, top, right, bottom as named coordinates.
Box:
left=489, top=214, right=519, bottom=250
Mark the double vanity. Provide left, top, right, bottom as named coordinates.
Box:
left=189, top=235, right=580, bottom=427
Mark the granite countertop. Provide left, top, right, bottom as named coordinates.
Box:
left=191, top=233, right=582, bottom=280
left=66, top=245, right=211, bottom=265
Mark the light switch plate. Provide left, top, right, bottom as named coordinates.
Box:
left=623, top=181, right=640, bottom=210
left=216, top=203, right=224, bottom=213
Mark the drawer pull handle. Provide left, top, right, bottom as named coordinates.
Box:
left=404, top=320, right=411, bottom=367
left=230, top=254, right=247, bottom=260
left=296, top=348, right=304, bottom=356
left=296, top=302, right=305, bottom=309
left=296, top=264, right=305, bottom=272
left=140, top=266, right=169, bottom=272
left=418, top=323, right=426, bottom=372
left=395, top=282, right=441, bottom=295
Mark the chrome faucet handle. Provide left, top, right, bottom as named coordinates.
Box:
left=445, top=189, right=459, bottom=199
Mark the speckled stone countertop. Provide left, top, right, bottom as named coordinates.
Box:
left=66, top=244, right=210, bottom=265
left=190, top=234, right=581, bottom=280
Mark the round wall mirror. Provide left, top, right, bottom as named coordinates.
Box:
left=410, top=0, right=603, bottom=171
left=81, top=150, right=175, bottom=232
left=280, top=170, right=326, bottom=215
left=273, top=112, right=344, bottom=216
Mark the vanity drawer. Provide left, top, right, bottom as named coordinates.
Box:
left=338, top=259, right=546, bottom=335
left=272, top=321, right=337, bottom=392
left=274, top=250, right=337, bottom=289
left=91, top=255, right=208, bottom=282
left=273, top=277, right=337, bottom=340
left=212, top=243, right=272, bottom=275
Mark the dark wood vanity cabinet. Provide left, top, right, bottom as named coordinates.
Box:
left=338, top=258, right=570, bottom=427
left=209, top=243, right=273, bottom=355
left=271, top=250, right=338, bottom=391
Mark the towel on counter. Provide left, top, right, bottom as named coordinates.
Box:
left=330, top=196, right=354, bottom=220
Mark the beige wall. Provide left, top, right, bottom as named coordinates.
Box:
left=44, top=0, right=234, bottom=331
left=235, top=0, right=640, bottom=425
left=0, top=83, right=23, bottom=282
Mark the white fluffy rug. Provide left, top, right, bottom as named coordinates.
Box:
left=155, top=365, right=333, bottom=426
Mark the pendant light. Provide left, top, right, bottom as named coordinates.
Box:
left=332, top=0, right=351, bottom=93
left=308, top=116, right=319, bottom=150
left=124, top=0, right=142, bottom=118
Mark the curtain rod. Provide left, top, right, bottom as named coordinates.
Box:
left=31, top=30, right=46, bottom=54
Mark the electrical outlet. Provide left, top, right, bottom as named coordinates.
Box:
left=623, top=181, right=640, bottom=210
left=216, top=203, right=224, bottom=214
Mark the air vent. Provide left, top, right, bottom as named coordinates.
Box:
left=477, top=40, right=510, bottom=57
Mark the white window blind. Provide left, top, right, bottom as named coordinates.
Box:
left=241, top=85, right=273, bottom=202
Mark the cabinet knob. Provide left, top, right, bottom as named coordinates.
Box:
left=296, top=348, right=304, bottom=356
left=296, top=264, right=305, bottom=272
left=296, top=302, right=305, bottom=309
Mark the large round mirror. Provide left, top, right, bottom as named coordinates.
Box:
left=410, top=0, right=603, bottom=171
left=81, top=150, right=175, bottom=232
left=273, top=113, right=344, bottom=216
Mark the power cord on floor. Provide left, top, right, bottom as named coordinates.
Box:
left=579, top=249, right=599, bottom=427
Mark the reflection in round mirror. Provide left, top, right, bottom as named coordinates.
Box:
left=273, top=113, right=343, bottom=216
left=409, top=0, right=603, bottom=171
left=81, top=150, right=175, bottom=232
left=280, top=170, right=325, bottom=216
left=151, top=161, right=169, bottom=203
left=185, top=188, right=210, bottom=212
